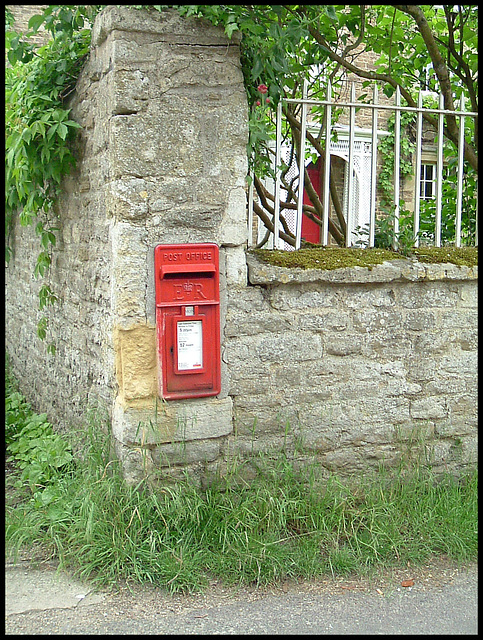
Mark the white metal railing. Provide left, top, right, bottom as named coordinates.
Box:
left=248, top=81, right=478, bottom=250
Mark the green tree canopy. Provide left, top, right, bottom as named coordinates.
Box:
left=178, top=4, right=477, bottom=171
left=177, top=5, right=477, bottom=248
left=5, top=4, right=478, bottom=276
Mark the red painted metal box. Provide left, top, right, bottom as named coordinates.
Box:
left=155, top=243, right=221, bottom=400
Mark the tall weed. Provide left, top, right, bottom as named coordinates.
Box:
left=5, top=363, right=478, bottom=593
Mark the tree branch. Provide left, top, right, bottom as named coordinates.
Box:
left=294, top=4, right=477, bottom=172
left=252, top=201, right=296, bottom=247
left=393, top=4, right=477, bottom=171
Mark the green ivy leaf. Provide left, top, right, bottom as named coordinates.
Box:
left=324, top=6, right=337, bottom=21
left=37, top=317, right=47, bottom=341
left=57, top=122, right=69, bottom=140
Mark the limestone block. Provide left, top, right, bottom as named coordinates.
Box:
left=410, top=397, right=448, bottom=420
left=324, top=335, right=363, bottom=357
left=396, top=282, right=459, bottom=308
left=226, top=286, right=266, bottom=312
left=110, top=222, right=148, bottom=320
left=341, top=286, right=396, bottom=309
left=222, top=337, right=257, bottom=366
left=426, top=439, right=455, bottom=467
left=458, top=282, right=478, bottom=307
left=225, top=306, right=293, bottom=338
left=297, top=310, right=350, bottom=333
left=223, top=246, right=248, bottom=287
left=112, top=396, right=233, bottom=446
left=439, top=308, right=477, bottom=329
left=108, top=178, right=151, bottom=221
left=269, top=284, right=340, bottom=311
left=413, top=330, right=460, bottom=357
left=417, top=262, right=477, bottom=281
left=447, top=394, right=477, bottom=424
left=108, top=114, right=169, bottom=179
left=246, top=254, right=404, bottom=285
left=322, top=447, right=364, bottom=472
left=92, top=6, right=241, bottom=49
left=401, top=308, right=437, bottom=331
left=114, top=325, right=157, bottom=402
left=460, top=435, right=478, bottom=465
left=434, top=418, right=475, bottom=438
left=112, top=439, right=156, bottom=486
left=157, top=439, right=222, bottom=467
left=111, top=69, right=150, bottom=115
left=226, top=363, right=272, bottom=395
left=353, top=308, right=404, bottom=333
left=247, top=252, right=477, bottom=287
left=425, top=375, right=467, bottom=395
left=255, top=331, right=323, bottom=363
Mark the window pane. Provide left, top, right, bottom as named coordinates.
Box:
left=420, top=163, right=436, bottom=201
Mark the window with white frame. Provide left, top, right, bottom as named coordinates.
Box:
left=420, top=163, right=436, bottom=200
left=420, top=162, right=451, bottom=203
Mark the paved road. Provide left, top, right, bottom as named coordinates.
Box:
left=5, top=560, right=477, bottom=635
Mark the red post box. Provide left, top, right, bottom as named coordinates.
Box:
left=155, top=243, right=221, bottom=400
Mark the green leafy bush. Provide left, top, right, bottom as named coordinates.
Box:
left=5, top=6, right=101, bottom=350
left=5, top=363, right=73, bottom=495
left=6, top=414, right=73, bottom=493
left=354, top=206, right=417, bottom=255
left=5, top=391, right=32, bottom=447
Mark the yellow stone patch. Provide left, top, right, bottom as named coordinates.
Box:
left=114, top=325, right=158, bottom=405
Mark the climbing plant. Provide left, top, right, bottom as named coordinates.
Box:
left=5, top=4, right=478, bottom=314
left=5, top=5, right=102, bottom=351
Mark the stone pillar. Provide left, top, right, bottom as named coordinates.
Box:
left=90, top=6, right=249, bottom=482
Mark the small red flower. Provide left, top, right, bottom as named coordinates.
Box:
left=257, top=84, right=268, bottom=94
left=256, top=100, right=261, bottom=106
left=266, top=97, right=271, bottom=104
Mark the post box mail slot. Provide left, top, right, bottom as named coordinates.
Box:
left=155, top=243, right=221, bottom=400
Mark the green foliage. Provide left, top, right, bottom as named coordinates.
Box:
left=354, top=207, right=417, bottom=256
left=5, top=5, right=102, bottom=349
left=5, top=360, right=478, bottom=591
left=377, top=111, right=417, bottom=206
left=364, top=102, right=477, bottom=252
left=5, top=6, right=97, bottom=235
left=5, top=364, right=73, bottom=497
left=6, top=415, right=74, bottom=495
left=5, top=374, right=32, bottom=448
left=418, top=162, right=477, bottom=246
left=170, top=5, right=477, bottom=165
left=169, top=5, right=477, bottom=249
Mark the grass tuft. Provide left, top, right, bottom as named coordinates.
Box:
left=5, top=363, right=478, bottom=594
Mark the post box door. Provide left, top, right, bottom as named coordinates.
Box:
left=154, top=243, right=221, bottom=400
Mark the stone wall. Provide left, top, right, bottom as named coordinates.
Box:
left=5, top=6, right=249, bottom=480
left=6, top=5, right=50, bottom=46
left=5, top=6, right=477, bottom=485
left=224, top=256, right=477, bottom=477
left=5, top=6, right=116, bottom=426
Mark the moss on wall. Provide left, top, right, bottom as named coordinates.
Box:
left=411, top=246, right=478, bottom=267
left=251, top=246, right=478, bottom=271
